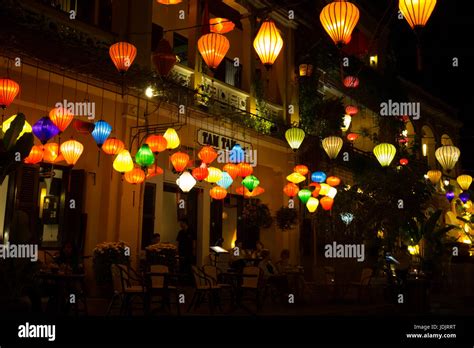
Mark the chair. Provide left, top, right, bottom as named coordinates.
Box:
left=202, top=264, right=233, bottom=310
left=239, top=266, right=263, bottom=311
left=106, top=264, right=146, bottom=315
left=187, top=265, right=215, bottom=313
left=148, top=265, right=180, bottom=315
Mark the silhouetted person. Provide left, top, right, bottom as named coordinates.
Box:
left=176, top=220, right=195, bottom=274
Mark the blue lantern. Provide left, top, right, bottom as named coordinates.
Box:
left=32, top=117, right=60, bottom=144
left=91, top=120, right=112, bottom=148
left=446, top=191, right=455, bottom=202
left=217, top=172, right=233, bottom=189
left=459, top=192, right=470, bottom=204
left=311, top=171, right=327, bottom=183
left=229, top=144, right=245, bottom=163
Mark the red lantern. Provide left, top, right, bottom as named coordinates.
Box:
left=326, top=176, right=341, bottom=187
left=170, top=152, right=189, bottom=172
left=198, top=146, right=218, bottom=164
left=320, top=196, right=334, bottom=211
left=400, top=158, right=409, bottom=166
left=24, top=145, right=44, bottom=164
left=238, top=163, right=253, bottom=178
left=223, top=163, right=240, bottom=180
left=294, top=165, right=309, bottom=176
left=152, top=39, right=177, bottom=76
left=49, top=107, right=74, bottom=133
left=109, top=42, right=137, bottom=73
left=345, top=105, right=358, bottom=116
left=125, top=168, right=146, bottom=184
left=73, top=119, right=95, bottom=134
left=145, top=134, right=167, bottom=154
left=147, top=164, right=163, bottom=178
left=210, top=186, right=227, bottom=200
left=102, top=137, right=125, bottom=155
left=198, top=33, right=230, bottom=69
left=210, top=18, right=235, bottom=34
left=192, top=165, right=209, bottom=181
left=309, top=183, right=321, bottom=197
left=343, top=76, right=359, bottom=88
left=347, top=133, right=359, bottom=142
left=283, top=183, right=299, bottom=198
left=0, top=78, right=20, bottom=109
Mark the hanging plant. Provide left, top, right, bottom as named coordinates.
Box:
left=242, top=200, right=273, bottom=229
left=276, top=206, right=298, bottom=230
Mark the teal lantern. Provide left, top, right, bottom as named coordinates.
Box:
left=217, top=172, right=233, bottom=189
left=298, top=189, right=312, bottom=205
left=135, top=144, right=155, bottom=168
left=242, top=175, right=260, bottom=192
left=229, top=144, right=245, bottom=163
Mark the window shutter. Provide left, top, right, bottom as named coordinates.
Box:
left=14, top=165, right=40, bottom=242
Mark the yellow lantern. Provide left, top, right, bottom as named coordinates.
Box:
left=198, top=33, right=230, bottom=69
left=319, top=183, right=331, bottom=196
left=322, top=136, right=343, bottom=159
left=327, top=187, right=338, bottom=199
left=373, top=143, right=396, bottom=167
left=341, top=115, right=352, bottom=132
left=163, top=128, right=180, bottom=150
left=285, top=127, right=305, bottom=151
left=2, top=114, right=32, bottom=139
left=113, top=149, right=134, bottom=173
left=306, top=197, right=319, bottom=213
left=320, top=0, right=360, bottom=47
left=435, top=146, right=460, bottom=171
left=399, top=0, right=437, bottom=29
left=253, top=19, right=284, bottom=67
left=426, top=170, right=442, bottom=184
left=457, top=175, right=473, bottom=191
left=60, top=139, right=84, bottom=166
left=205, top=167, right=223, bottom=183
left=286, top=172, right=306, bottom=184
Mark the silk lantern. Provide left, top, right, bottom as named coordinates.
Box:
left=49, top=107, right=74, bottom=133
left=399, top=0, right=437, bottom=29
left=287, top=172, right=306, bottom=184
left=435, top=146, right=460, bottom=171
left=242, top=175, right=260, bottom=192
left=253, top=19, right=284, bottom=67
left=223, top=163, right=240, bottom=179
left=198, top=146, right=218, bottom=164
left=24, top=145, right=44, bottom=164
left=285, top=127, right=305, bottom=151
left=306, top=197, right=319, bottom=213
left=238, top=163, right=253, bottom=178
left=210, top=18, right=235, bottom=34
left=283, top=183, right=299, bottom=198
left=60, top=139, right=84, bottom=166
left=457, top=175, right=473, bottom=191
left=206, top=167, right=223, bottom=183
left=146, top=134, right=168, bottom=153
left=32, top=117, right=60, bottom=144
left=322, top=136, right=343, bottom=159
left=0, top=78, right=20, bottom=109
left=91, top=120, right=112, bottom=148
left=109, top=42, right=137, bottom=73
left=113, top=149, right=134, bottom=173
left=311, top=171, right=327, bottom=183
left=210, top=186, right=227, bottom=200
left=320, top=196, right=334, bottom=211
left=298, top=189, right=312, bottom=205
left=198, top=33, right=230, bottom=69
left=192, top=165, right=209, bottom=181
left=320, top=0, right=360, bottom=47
left=294, top=165, right=309, bottom=176
left=102, top=137, right=125, bottom=155
left=326, top=176, right=341, bottom=187
left=177, top=172, right=197, bottom=192
left=163, top=128, right=180, bottom=149
left=427, top=170, right=442, bottom=184
left=217, top=172, right=233, bottom=189
left=135, top=144, right=155, bottom=168
left=125, top=168, right=146, bottom=184
left=170, top=152, right=189, bottom=172
left=373, top=143, right=396, bottom=167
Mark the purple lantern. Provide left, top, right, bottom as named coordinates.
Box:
left=446, top=191, right=455, bottom=202
left=32, top=117, right=60, bottom=144
left=459, top=192, right=470, bottom=204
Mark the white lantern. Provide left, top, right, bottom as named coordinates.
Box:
left=176, top=172, right=196, bottom=192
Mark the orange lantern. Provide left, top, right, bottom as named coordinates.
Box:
left=210, top=186, right=227, bottom=200
left=399, top=0, right=437, bottom=29
left=294, top=165, right=309, bottom=176
left=345, top=105, right=358, bottom=115
left=125, top=168, right=146, bottom=185
left=0, top=78, right=20, bottom=109
left=102, top=137, right=125, bottom=155
left=283, top=183, right=299, bottom=198
left=147, top=164, right=164, bottom=178
left=198, top=146, right=218, bottom=164
left=109, top=42, right=137, bottom=73
left=210, top=18, right=235, bottom=34
left=49, top=107, right=74, bottom=133
left=320, top=196, right=334, bottom=211
left=238, top=163, right=253, bottom=178
left=60, top=139, right=84, bottom=166
left=223, top=163, right=240, bottom=180
left=247, top=186, right=265, bottom=198
left=253, top=19, right=284, bottom=67
left=400, top=158, right=409, bottom=166
left=347, top=133, right=359, bottom=142
left=192, top=165, right=209, bottom=181
left=145, top=134, right=168, bottom=154
left=326, top=176, right=341, bottom=187
left=343, top=76, right=359, bottom=88
left=24, top=145, right=44, bottom=164
left=320, top=0, right=360, bottom=47
left=198, top=33, right=230, bottom=69
left=170, top=152, right=189, bottom=172
left=157, top=0, right=182, bottom=4
left=309, top=182, right=321, bottom=197
left=43, top=143, right=64, bottom=163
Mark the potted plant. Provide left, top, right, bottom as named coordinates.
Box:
left=194, top=83, right=212, bottom=110
left=276, top=206, right=298, bottom=230
left=145, top=242, right=178, bottom=271
left=92, top=241, right=130, bottom=283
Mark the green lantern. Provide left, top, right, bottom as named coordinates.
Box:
left=242, top=175, right=260, bottom=192
left=135, top=144, right=155, bottom=167
left=298, top=189, right=312, bottom=205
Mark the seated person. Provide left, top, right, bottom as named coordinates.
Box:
left=258, top=249, right=278, bottom=279
left=275, top=249, right=292, bottom=274
left=54, top=241, right=82, bottom=274
left=251, top=240, right=265, bottom=259
left=151, top=233, right=161, bottom=245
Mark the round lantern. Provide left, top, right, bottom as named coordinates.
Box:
left=223, top=163, right=240, bottom=179
left=152, top=38, right=177, bottom=76
left=306, top=197, right=319, bottom=213
left=147, top=164, right=164, bottom=178
left=170, top=152, right=189, bottom=172
left=60, top=139, right=84, bottom=166
left=400, top=158, right=409, bottom=166
left=192, top=165, right=209, bottom=181
left=49, top=107, right=74, bottom=133
left=91, top=120, right=112, bottom=148
left=311, top=171, right=327, bottom=183
left=343, top=76, right=359, bottom=88
left=217, top=172, right=233, bottom=189
left=210, top=18, right=235, bottom=34
left=427, top=170, right=442, bottom=184
left=32, top=117, right=60, bottom=144
left=322, top=136, right=343, bottom=159
left=435, top=145, right=460, bottom=171
left=327, top=187, right=338, bottom=199
left=457, top=175, right=473, bottom=191
left=0, top=78, right=20, bottom=109
left=2, top=114, right=32, bottom=139
left=319, top=183, right=331, bottom=196
left=285, top=127, right=305, bottom=151
left=298, top=189, right=312, bottom=205
left=238, top=163, right=253, bottom=178
left=113, top=149, right=134, bottom=174
left=445, top=191, right=455, bottom=202
left=146, top=134, right=168, bottom=154
left=43, top=143, right=62, bottom=163
left=125, top=168, right=146, bottom=185
left=102, top=137, right=125, bottom=155
left=459, top=192, right=470, bottom=204
left=236, top=186, right=250, bottom=196
left=206, top=167, right=223, bottom=183
left=253, top=19, right=284, bottom=67
left=320, top=196, right=334, bottom=211
left=299, top=64, right=314, bottom=77
left=399, top=0, right=437, bottom=29
left=229, top=144, right=245, bottom=164
left=177, top=171, right=197, bottom=192
left=157, top=0, right=182, bottom=4
left=198, top=146, right=218, bottom=164
left=373, top=143, right=396, bottom=167
left=347, top=133, right=359, bottom=142
left=24, top=145, right=44, bottom=164
left=109, top=42, right=137, bottom=73
left=135, top=144, right=155, bottom=168
left=163, top=128, right=180, bottom=150
left=326, top=176, right=341, bottom=187
left=345, top=105, right=358, bottom=116
left=320, top=0, right=360, bottom=46
left=309, top=182, right=321, bottom=197
left=198, top=33, right=230, bottom=69
left=242, top=175, right=260, bottom=192
left=283, top=183, right=299, bottom=198
left=210, top=186, right=227, bottom=200
left=294, top=165, right=309, bottom=176
left=287, top=172, right=306, bottom=184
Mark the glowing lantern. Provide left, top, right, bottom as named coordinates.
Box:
left=306, top=197, right=319, bottom=213
left=345, top=105, right=358, bottom=115
left=322, top=136, right=343, bottom=159
left=320, top=196, right=334, bottom=211
left=327, top=187, right=338, bottom=199
left=192, top=165, right=209, bottom=181
left=459, top=192, right=470, bottom=204
left=73, top=120, right=95, bottom=134
left=102, top=137, right=125, bottom=155
left=309, top=183, right=321, bottom=197
left=135, top=144, right=155, bottom=168
left=343, top=76, right=359, bottom=88
left=109, top=42, right=137, bottom=73
left=311, top=171, right=327, bottom=183
left=247, top=186, right=265, bottom=197
left=0, top=78, right=20, bottom=109
left=298, top=189, right=312, bottom=205
left=400, top=158, right=409, bottom=166
left=457, top=175, right=473, bottom=191
left=152, top=39, right=177, bottom=76
left=157, top=0, right=182, bottom=4
left=299, top=64, right=314, bottom=77
left=242, top=175, right=260, bottom=192
left=445, top=191, right=455, bottom=202
left=283, top=183, right=299, bottom=198
left=210, top=18, right=235, bottom=34
left=147, top=164, right=163, bottom=178
left=319, top=183, right=331, bottom=196
left=113, top=150, right=134, bottom=173
left=170, top=152, right=189, bottom=172
left=125, top=168, right=146, bottom=185
left=427, top=170, right=442, bottom=184
left=373, top=143, right=396, bottom=167
left=229, top=144, right=245, bottom=163
left=399, top=0, right=437, bottom=29
left=163, top=128, right=180, bottom=149
left=294, top=165, right=309, bottom=176
left=253, top=20, right=284, bottom=67
left=435, top=146, right=460, bottom=171
left=287, top=172, right=306, bottom=184
left=198, top=33, right=230, bottom=69
left=285, top=127, right=305, bottom=151
left=60, top=139, right=84, bottom=166
left=210, top=186, right=227, bottom=200
left=91, top=120, right=112, bottom=148
left=206, top=167, right=223, bottom=183
left=2, top=114, right=32, bottom=139
left=223, top=163, right=240, bottom=180
left=320, top=0, right=360, bottom=47
left=198, top=146, right=218, bottom=164
left=341, top=115, right=352, bottom=132
left=43, top=143, right=63, bottom=163
left=347, top=133, right=359, bottom=142
left=238, top=163, right=253, bottom=178
left=145, top=134, right=168, bottom=154
left=24, top=145, right=43, bottom=164
left=217, top=172, right=233, bottom=189
left=236, top=186, right=250, bottom=196
left=49, top=107, right=74, bottom=133
left=32, top=117, right=60, bottom=144
left=177, top=172, right=197, bottom=192
left=326, top=176, right=341, bottom=187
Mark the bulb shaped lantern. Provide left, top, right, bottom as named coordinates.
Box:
left=399, top=0, right=437, bottom=29
left=457, top=175, right=473, bottom=191
left=298, top=189, right=312, bottom=205
left=320, top=0, right=360, bottom=47
left=125, top=168, right=146, bottom=185
left=0, top=78, right=20, bottom=109
left=135, top=144, right=155, bottom=168
left=223, top=163, right=240, bottom=180
left=109, top=42, right=137, bottom=73
left=146, top=134, right=168, bottom=154
left=163, top=128, right=180, bottom=149
left=238, top=163, right=253, bottom=178
left=198, top=33, right=230, bottom=69
left=322, top=136, right=343, bottom=160
left=306, top=197, right=319, bottom=213
left=253, top=20, right=284, bottom=67
left=102, top=137, right=125, bottom=155
left=373, top=143, right=396, bottom=167
left=199, top=146, right=218, bottom=164
left=283, top=183, right=299, bottom=198
left=206, top=167, right=223, bottom=183
left=60, top=139, right=84, bottom=166
left=427, top=170, right=442, bottom=184
left=170, top=152, right=189, bottom=172
left=49, top=107, right=74, bottom=133
left=285, top=127, right=305, bottom=151
left=435, top=145, right=460, bottom=171
left=91, top=120, right=112, bottom=148
left=210, top=186, right=227, bottom=200
left=113, top=149, right=134, bottom=173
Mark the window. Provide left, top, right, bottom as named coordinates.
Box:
left=214, top=58, right=242, bottom=89
left=173, top=33, right=188, bottom=66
